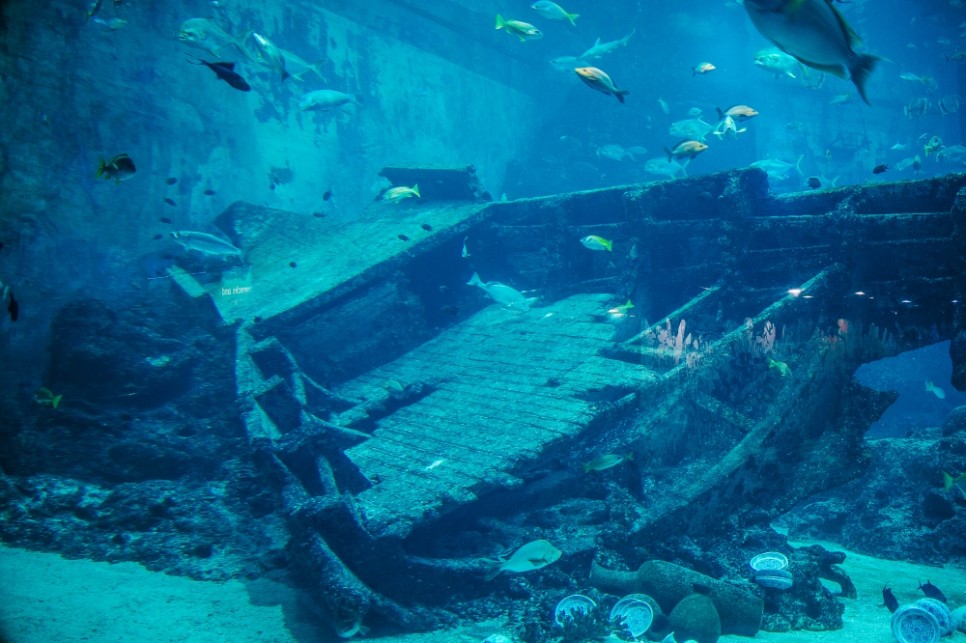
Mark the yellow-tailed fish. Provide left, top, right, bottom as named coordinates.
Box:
left=607, top=299, right=634, bottom=315
left=495, top=14, right=543, bottom=42
left=942, top=470, right=965, bottom=491
left=580, top=235, right=613, bottom=251
left=34, top=387, right=63, bottom=409
left=768, top=357, right=792, bottom=377
left=531, top=1, right=579, bottom=27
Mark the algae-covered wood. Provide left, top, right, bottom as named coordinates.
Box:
left=334, top=293, right=659, bottom=538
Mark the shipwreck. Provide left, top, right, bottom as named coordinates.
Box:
left=5, top=167, right=966, bottom=640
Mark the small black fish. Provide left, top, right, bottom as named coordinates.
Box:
left=397, top=234, right=410, bottom=241
left=873, top=164, right=889, bottom=174
left=7, top=292, right=18, bottom=322
left=166, top=177, right=178, bottom=185
left=159, top=217, right=172, bottom=224
left=421, top=223, right=433, bottom=231
left=807, top=177, right=821, bottom=189
left=189, top=58, right=251, bottom=92
left=322, top=190, right=332, bottom=201
left=289, top=261, right=297, bottom=268
left=440, top=305, right=460, bottom=316
left=918, top=580, right=946, bottom=602
left=312, top=212, right=326, bottom=218
left=203, top=189, right=216, bottom=196
left=163, top=198, right=177, bottom=207
left=152, top=233, right=163, bottom=240
left=97, top=153, right=136, bottom=184
left=882, top=584, right=898, bottom=612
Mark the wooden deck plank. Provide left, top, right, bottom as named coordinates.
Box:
left=335, top=293, right=654, bottom=537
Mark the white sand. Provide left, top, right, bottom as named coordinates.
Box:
left=0, top=545, right=306, bottom=643
left=0, top=541, right=962, bottom=643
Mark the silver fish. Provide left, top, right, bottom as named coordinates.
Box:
left=743, top=0, right=878, bottom=104
left=466, top=272, right=530, bottom=310
left=280, top=49, right=326, bottom=82
left=178, top=18, right=249, bottom=60
left=298, top=89, right=357, bottom=112
left=669, top=117, right=713, bottom=142
left=750, top=155, right=804, bottom=181
left=644, top=157, right=686, bottom=179
left=754, top=47, right=803, bottom=79
left=531, top=1, right=579, bottom=26
left=251, top=32, right=290, bottom=82
left=549, top=55, right=589, bottom=73
left=171, top=231, right=242, bottom=257
left=580, top=29, right=635, bottom=59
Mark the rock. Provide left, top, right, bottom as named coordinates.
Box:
left=941, top=405, right=966, bottom=437
left=668, top=589, right=721, bottom=643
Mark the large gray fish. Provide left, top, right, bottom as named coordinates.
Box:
left=743, top=0, right=878, bottom=104
left=178, top=18, right=250, bottom=61
left=251, top=32, right=290, bottom=82
left=298, top=89, right=357, bottom=112
left=466, top=273, right=531, bottom=310
left=575, top=66, right=628, bottom=103
left=579, top=29, right=635, bottom=59
left=171, top=231, right=242, bottom=258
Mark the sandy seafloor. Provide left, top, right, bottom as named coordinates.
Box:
left=0, top=539, right=963, bottom=643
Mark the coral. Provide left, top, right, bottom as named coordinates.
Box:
left=556, top=607, right=609, bottom=642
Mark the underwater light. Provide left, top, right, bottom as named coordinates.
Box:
left=787, top=288, right=803, bottom=297
left=854, top=291, right=866, bottom=296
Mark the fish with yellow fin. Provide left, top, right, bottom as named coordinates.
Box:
left=942, top=471, right=966, bottom=499
left=495, top=14, right=543, bottom=42
left=768, top=357, right=792, bottom=377
left=580, top=235, right=613, bottom=251
left=607, top=299, right=634, bottom=316
left=34, top=387, right=63, bottom=409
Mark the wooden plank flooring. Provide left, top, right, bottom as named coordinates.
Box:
left=334, top=293, right=658, bottom=538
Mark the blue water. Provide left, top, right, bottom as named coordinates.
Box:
left=1, top=1, right=965, bottom=641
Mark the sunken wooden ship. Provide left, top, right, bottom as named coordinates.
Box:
left=6, top=167, right=966, bottom=640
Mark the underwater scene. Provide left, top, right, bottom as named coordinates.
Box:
left=3, top=0, right=966, bottom=641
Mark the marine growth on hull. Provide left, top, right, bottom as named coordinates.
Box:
left=2, top=0, right=966, bottom=641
